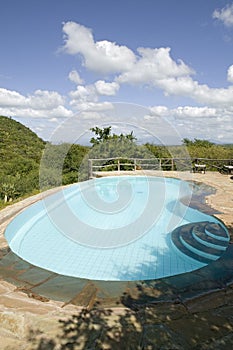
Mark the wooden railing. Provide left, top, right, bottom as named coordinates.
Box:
left=88, top=157, right=233, bottom=179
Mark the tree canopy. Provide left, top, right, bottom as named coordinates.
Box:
left=90, top=126, right=137, bottom=146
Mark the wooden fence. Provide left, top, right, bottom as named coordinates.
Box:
left=88, top=157, right=233, bottom=178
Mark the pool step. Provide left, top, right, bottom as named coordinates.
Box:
left=205, top=222, right=229, bottom=242
left=192, top=224, right=227, bottom=251
left=171, top=221, right=229, bottom=264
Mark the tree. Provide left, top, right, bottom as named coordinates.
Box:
left=0, top=174, right=20, bottom=202
left=90, top=126, right=137, bottom=146
left=183, top=138, right=214, bottom=148
left=90, top=126, right=112, bottom=146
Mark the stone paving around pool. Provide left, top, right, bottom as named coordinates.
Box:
left=0, top=171, right=233, bottom=349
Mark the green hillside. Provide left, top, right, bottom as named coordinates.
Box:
left=0, top=115, right=46, bottom=203
left=0, top=115, right=45, bottom=164
left=0, top=116, right=89, bottom=205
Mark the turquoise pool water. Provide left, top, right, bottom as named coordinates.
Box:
left=4, top=176, right=229, bottom=281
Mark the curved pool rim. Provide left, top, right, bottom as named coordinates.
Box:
left=4, top=175, right=230, bottom=282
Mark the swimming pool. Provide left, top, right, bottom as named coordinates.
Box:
left=4, top=176, right=229, bottom=281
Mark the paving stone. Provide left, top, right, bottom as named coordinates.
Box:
left=0, top=311, right=25, bottom=338
left=31, top=275, right=88, bottom=303
left=19, top=266, right=55, bottom=284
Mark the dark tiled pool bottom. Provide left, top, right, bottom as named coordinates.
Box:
left=1, top=242, right=233, bottom=309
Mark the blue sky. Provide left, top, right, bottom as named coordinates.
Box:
left=1, top=0, right=233, bottom=144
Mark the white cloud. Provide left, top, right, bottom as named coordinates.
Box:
left=213, top=4, right=233, bottom=27
left=0, top=87, right=73, bottom=118
left=0, top=88, right=66, bottom=110
left=68, top=70, right=84, bottom=85
left=116, top=51, right=233, bottom=107
left=227, top=65, right=233, bottom=83
left=69, top=83, right=116, bottom=111
left=0, top=105, right=73, bottom=119
left=150, top=106, right=169, bottom=116
left=148, top=104, right=233, bottom=143
left=62, top=21, right=136, bottom=74
left=158, top=76, right=195, bottom=97
left=115, top=46, right=233, bottom=107
left=69, top=79, right=119, bottom=110
left=150, top=104, right=233, bottom=121
left=0, top=106, right=73, bottom=119
left=69, top=85, right=98, bottom=108
left=77, top=101, right=114, bottom=112
left=94, top=80, right=119, bottom=95
left=155, top=76, right=233, bottom=107
left=62, top=22, right=233, bottom=108
left=173, top=106, right=217, bottom=118
left=0, top=88, right=26, bottom=107
left=192, top=84, right=233, bottom=107
left=117, top=47, right=193, bottom=85
left=69, top=85, right=94, bottom=101
left=29, top=90, right=65, bottom=110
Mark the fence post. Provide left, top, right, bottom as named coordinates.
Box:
left=88, top=159, right=93, bottom=179
left=118, top=159, right=120, bottom=171
left=134, top=158, right=137, bottom=171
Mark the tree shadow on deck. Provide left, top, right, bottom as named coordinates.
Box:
left=26, top=236, right=233, bottom=350
left=26, top=282, right=233, bottom=350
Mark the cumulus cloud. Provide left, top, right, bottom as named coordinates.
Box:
left=155, top=76, right=233, bottom=107
left=76, top=101, right=114, bottom=112
left=0, top=88, right=73, bottom=118
left=194, top=85, right=233, bottom=106
left=150, top=106, right=169, bottom=116
left=213, top=4, right=233, bottom=27
left=69, top=79, right=119, bottom=110
left=117, top=47, right=194, bottom=85
left=172, top=106, right=217, bottom=118
left=29, top=90, right=65, bottom=110
left=0, top=88, right=65, bottom=110
left=227, top=65, right=233, bottom=83
left=69, top=85, right=97, bottom=104
left=62, top=22, right=233, bottom=108
left=0, top=88, right=26, bottom=107
left=148, top=104, right=233, bottom=143
left=68, top=70, right=84, bottom=85
left=62, top=21, right=136, bottom=74
left=0, top=105, right=73, bottom=119
left=116, top=46, right=233, bottom=107
left=94, top=80, right=119, bottom=95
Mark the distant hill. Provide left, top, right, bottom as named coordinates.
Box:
left=0, top=115, right=46, bottom=202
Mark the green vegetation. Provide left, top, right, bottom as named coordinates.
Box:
left=145, top=139, right=233, bottom=171
left=0, top=117, right=232, bottom=207
left=0, top=116, right=89, bottom=205
left=89, top=126, right=149, bottom=161
left=146, top=138, right=233, bottom=160
left=90, top=126, right=136, bottom=146
left=0, top=116, right=46, bottom=204
left=40, top=143, right=89, bottom=189
left=80, top=126, right=154, bottom=177
left=182, top=138, right=233, bottom=159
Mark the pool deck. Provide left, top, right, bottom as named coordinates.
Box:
left=1, top=171, right=233, bottom=349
